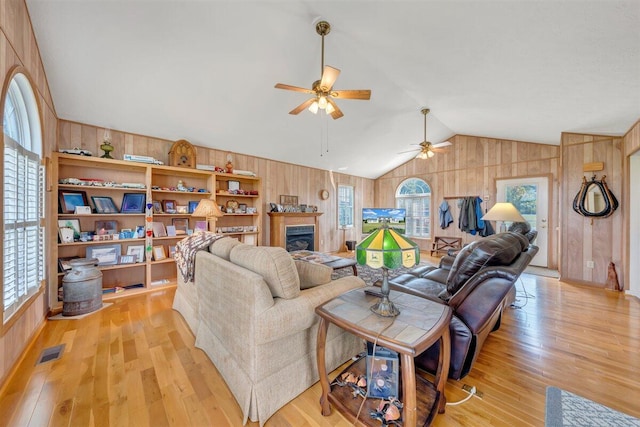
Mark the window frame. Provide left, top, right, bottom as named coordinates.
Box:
left=337, top=184, right=355, bottom=229
left=395, top=177, right=432, bottom=239
left=1, top=67, right=45, bottom=330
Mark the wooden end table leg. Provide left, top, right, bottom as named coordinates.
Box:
left=316, top=317, right=331, bottom=416
left=400, top=354, right=418, bottom=427
left=434, top=327, right=451, bottom=413
left=351, top=264, right=358, bottom=276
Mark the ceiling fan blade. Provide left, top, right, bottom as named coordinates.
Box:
left=274, top=83, right=314, bottom=94
left=431, top=147, right=449, bottom=153
left=331, top=89, right=371, bottom=100
left=289, top=98, right=316, bottom=115
left=398, top=148, right=420, bottom=154
left=319, top=66, right=340, bottom=91
left=432, top=140, right=452, bottom=148
left=327, top=98, right=344, bottom=119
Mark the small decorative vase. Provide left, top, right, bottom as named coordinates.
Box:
left=226, top=160, right=233, bottom=174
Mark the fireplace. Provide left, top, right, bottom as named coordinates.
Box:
left=285, top=225, right=315, bottom=252
left=268, top=212, right=322, bottom=251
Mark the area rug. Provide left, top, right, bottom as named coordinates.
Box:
left=545, top=386, right=640, bottom=426
left=331, top=260, right=435, bottom=286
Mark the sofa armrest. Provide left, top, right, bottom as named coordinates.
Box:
left=294, top=260, right=332, bottom=289
left=255, top=275, right=365, bottom=344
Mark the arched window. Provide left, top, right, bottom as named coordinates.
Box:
left=396, top=178, right=431, bottom=238
left=2, top=70, right=44, bottom=323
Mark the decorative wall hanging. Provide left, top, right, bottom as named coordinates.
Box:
left=572, top=175, right=619, bottom=218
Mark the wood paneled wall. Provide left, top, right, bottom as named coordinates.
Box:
left=57, top=120, right=375, bottom=253
left=623, top=120, right=640, bottom=157
left=622, top=120, right=640, bottom=293
left=375, top=135, right=560, bottom=267
left=560, top=133, right=624, bottom=288
left=1, top=0, right=57, bottom=386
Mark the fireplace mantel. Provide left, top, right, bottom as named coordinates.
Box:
left=268, top=212, right=323, bottom=251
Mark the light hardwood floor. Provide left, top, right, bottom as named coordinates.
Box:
left=1, top=262, right=639, bottom=426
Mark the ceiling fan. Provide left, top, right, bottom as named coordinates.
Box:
left=399, top=108, right=452, bottom=159
left=274, top=20, right=371, bottom=120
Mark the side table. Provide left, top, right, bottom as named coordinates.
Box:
left=316, top=286, right=452, bottom=427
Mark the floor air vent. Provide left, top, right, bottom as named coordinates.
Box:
left=36, top=344, right=65, bottom=365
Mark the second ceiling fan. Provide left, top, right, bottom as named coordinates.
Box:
left=274, top=21, right=371, bottom=119
left=399, top=109, right=452, bottom=159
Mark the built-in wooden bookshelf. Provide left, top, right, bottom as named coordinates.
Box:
left=51, top=153, right=262, bottom=309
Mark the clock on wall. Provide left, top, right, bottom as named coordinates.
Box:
left=168, top=139, right=197, bottom=168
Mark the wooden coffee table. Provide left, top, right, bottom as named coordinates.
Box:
left=315, top=287, right=452, bottom=427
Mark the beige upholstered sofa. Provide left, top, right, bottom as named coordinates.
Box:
left=172, top=237, right=365, bottom=426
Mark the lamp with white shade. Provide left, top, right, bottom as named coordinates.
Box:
left=192, top=199, right=224, bottom=232
left=481, top=202, right=526, bottom=233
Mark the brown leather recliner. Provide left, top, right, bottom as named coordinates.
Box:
left=389, top=232, right=538, bottom=380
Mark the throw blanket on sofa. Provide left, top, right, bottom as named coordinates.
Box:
left=176, top=232, right=226, bottom=282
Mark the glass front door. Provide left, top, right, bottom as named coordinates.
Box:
left=497, top=176, right=549, bottom=267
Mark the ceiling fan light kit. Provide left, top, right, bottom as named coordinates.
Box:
left=274, top=20, right=371, bottom=119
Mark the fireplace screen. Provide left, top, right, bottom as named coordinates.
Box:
left=285, top=225, right=315, bottom=252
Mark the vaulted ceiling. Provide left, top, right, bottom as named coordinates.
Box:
left=26, top=1, right=640, bottom=179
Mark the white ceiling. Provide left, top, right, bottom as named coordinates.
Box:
left=26, top=1, right=640, bottom=179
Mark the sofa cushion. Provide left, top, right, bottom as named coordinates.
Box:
left=209, top=236, right=242, bottom=260
left=230, top=245, right=301, bottom=299
left=445, top=232, right=528, bottom=296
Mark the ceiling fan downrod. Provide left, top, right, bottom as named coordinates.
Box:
left=316, top=21, right=331, bottom=76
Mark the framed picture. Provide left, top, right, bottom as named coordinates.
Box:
left=188, top=201, right=199, bottom=214
left=126, top=245, right=145, bottom=263
left=95, top=220, right=118, bottom=235
left=74, top=206, right=92, bottom=214
left=119, top=255, right=136, bottom=264
left=58, top=227, right=74, bottom=243
left=91, top=196, right=119, bottom=214
left=58, top=256, right=79, bottom=272
left=172, top=218, right=189, bottom=235
left=58, top=219, right=81, bottom=241
left=153, top=245, right=167, bottom=261
left=238, top=203, right=247, bottom=213
left=168, top=245, right=176, bottom=258
left=176, top=205, right=188, bottom=214
left=86, top=244, right=121, bottom=266
left=121, top=193, right=146, bottom=214
left=194, top=220, right=208, bottom=232
left=151, top=222, right=167, bottom=237
left=152, top=200, right=163, bottom=213
left=162, top=200, right=177, bottom=214
left=228, top=180, right=240, bottom=191
left=280, top=195, right=298, bottom=206
left=58, top=189, right=89, bottom=214
left=166, top=225, right=177, bottom=237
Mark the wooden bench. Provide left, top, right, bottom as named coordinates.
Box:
left=430, top=236, right=462, bottom=256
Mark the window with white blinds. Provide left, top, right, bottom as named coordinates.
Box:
left=396, top=178, right=431, bottom=238
left=338, top=184, right=354, bottom=228
left=2, top=72, right=44, bottom=324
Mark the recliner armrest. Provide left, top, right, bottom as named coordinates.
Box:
left=439, top=255, right=455, bottom=270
